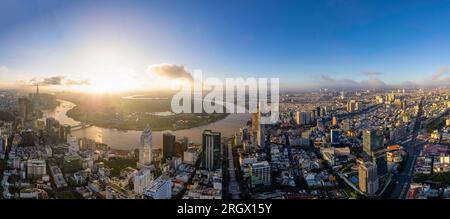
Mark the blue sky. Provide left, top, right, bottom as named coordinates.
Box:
left=1, top=0, right=450, bottom=90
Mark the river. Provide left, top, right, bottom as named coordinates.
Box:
left=44, top=100, right=251, bottom=150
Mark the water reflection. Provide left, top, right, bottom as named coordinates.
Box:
left=44, top=100, right=250, bottom=150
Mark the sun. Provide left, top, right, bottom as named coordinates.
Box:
left=70, top=44, right=145, bottom=93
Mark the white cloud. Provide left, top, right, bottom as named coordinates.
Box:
left=319, top=74, right=388, bottom=89
left=0, top=66, right=9, bottom=74
left=148, top=63, right=192, bottom=81
left=431, top=67, right=449, bottom=81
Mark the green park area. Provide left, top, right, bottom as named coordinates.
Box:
left=414, top=172, right=450, bottom=184
left=103, top=157, right=138, bottom=177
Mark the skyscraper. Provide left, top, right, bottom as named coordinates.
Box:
left=138, top=125, right=153, bottom=168
left=202, top=130, right=221, bottom=170
left=315, top=107, right=321, bottom=118
left=330, top=129, right=340, bottom=146
left=18, top=97, right=30, bottom=120
left=0, top=129, right=3, bottom=154
left=134, top=169, right=153, bottom=195
left=296, top=111, right=311, bottom=126
left=363, top=129, right=384, bottom=156
left=257, top=125, right=266, bottom=148
left=59, top=125, right=71, bottom=144
left=358, top=161, right=379, bottom=196
left=163, top=132, right=176, bottom=162
left=347, top=100, right=357, bottom=113
left=252, top=108, right=260, bottom=134
left=372, top=149, right=388, bottom=178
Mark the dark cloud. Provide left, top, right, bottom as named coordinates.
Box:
left=42, top=76, right=64, bottom=85
left=149, top=63, right=192, bottom=81
left=29, top=76, right=90, bottom=86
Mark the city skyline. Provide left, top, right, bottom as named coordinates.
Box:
left=1, top=0, right=450, bottom=92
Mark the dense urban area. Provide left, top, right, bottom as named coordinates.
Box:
left=0, top=86, right=449, bottom=199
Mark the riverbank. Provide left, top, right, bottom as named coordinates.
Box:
left=66, top=104, right=229, bottom=131
left=47, top=99, right=250, bottom=150
left=57, top=91, right=229, bottom=131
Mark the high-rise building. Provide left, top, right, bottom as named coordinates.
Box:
left=332, top=116, right=338, bottom=126
left=59, top=125, right=71, bottom=144
left=143, top=176, right=172, bottom=199
left=138, top=126, right=153, bottom=168
left=375, top=96, right=384, bottom=104
left=67, top=135, right=79, bottom=153
left=315, top=107, right=321, bottom=118
left=310, top=110, right=316, bottom=122
left=78, top=137, right=95, bottom=150
left=363, top=129, right=384, bottom=156
left=372, top=149, right=388, bottom=178
left=202, top=130, right=221, bottom=170
left=296, top=111, right=311, bottom=126
left=330, top=129, right=340, bottom=146
left=45, top=117, right=58, bottom=132
left=134, top=169, right=153, bottom=195
left=175, top=137, right=188, bottom=158
left=18, top=97, right=30, bottom=120
left=252, top=109, right=260, bottom=134
left=358, top=161, right=379, bottom=195
left=347, top=100, right=357, bottom=113
left=387, top=92, right=395, bottom=103
left=252, top=106, right=266, bottom=148
left=257, top=125, right=265, bottom=148
left=27, top=159, right=47, bottom=180
left=249, top=161, right=271, bottom=188
left=320, top=107, right=327, bottom=117
left=163, top=132, right=176, bottom=162
left=234, top=132, right=242, bottom=146
left=0, top=129, right=3, bottom=154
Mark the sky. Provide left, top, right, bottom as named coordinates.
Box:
left=1, top=0, right=450, bottom=91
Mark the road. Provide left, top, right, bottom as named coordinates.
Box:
left=389, top=98, right=424, bottom=199
left=337, top=103, right=383, bottom=120
left=227, top=143, right=241, bottom=199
